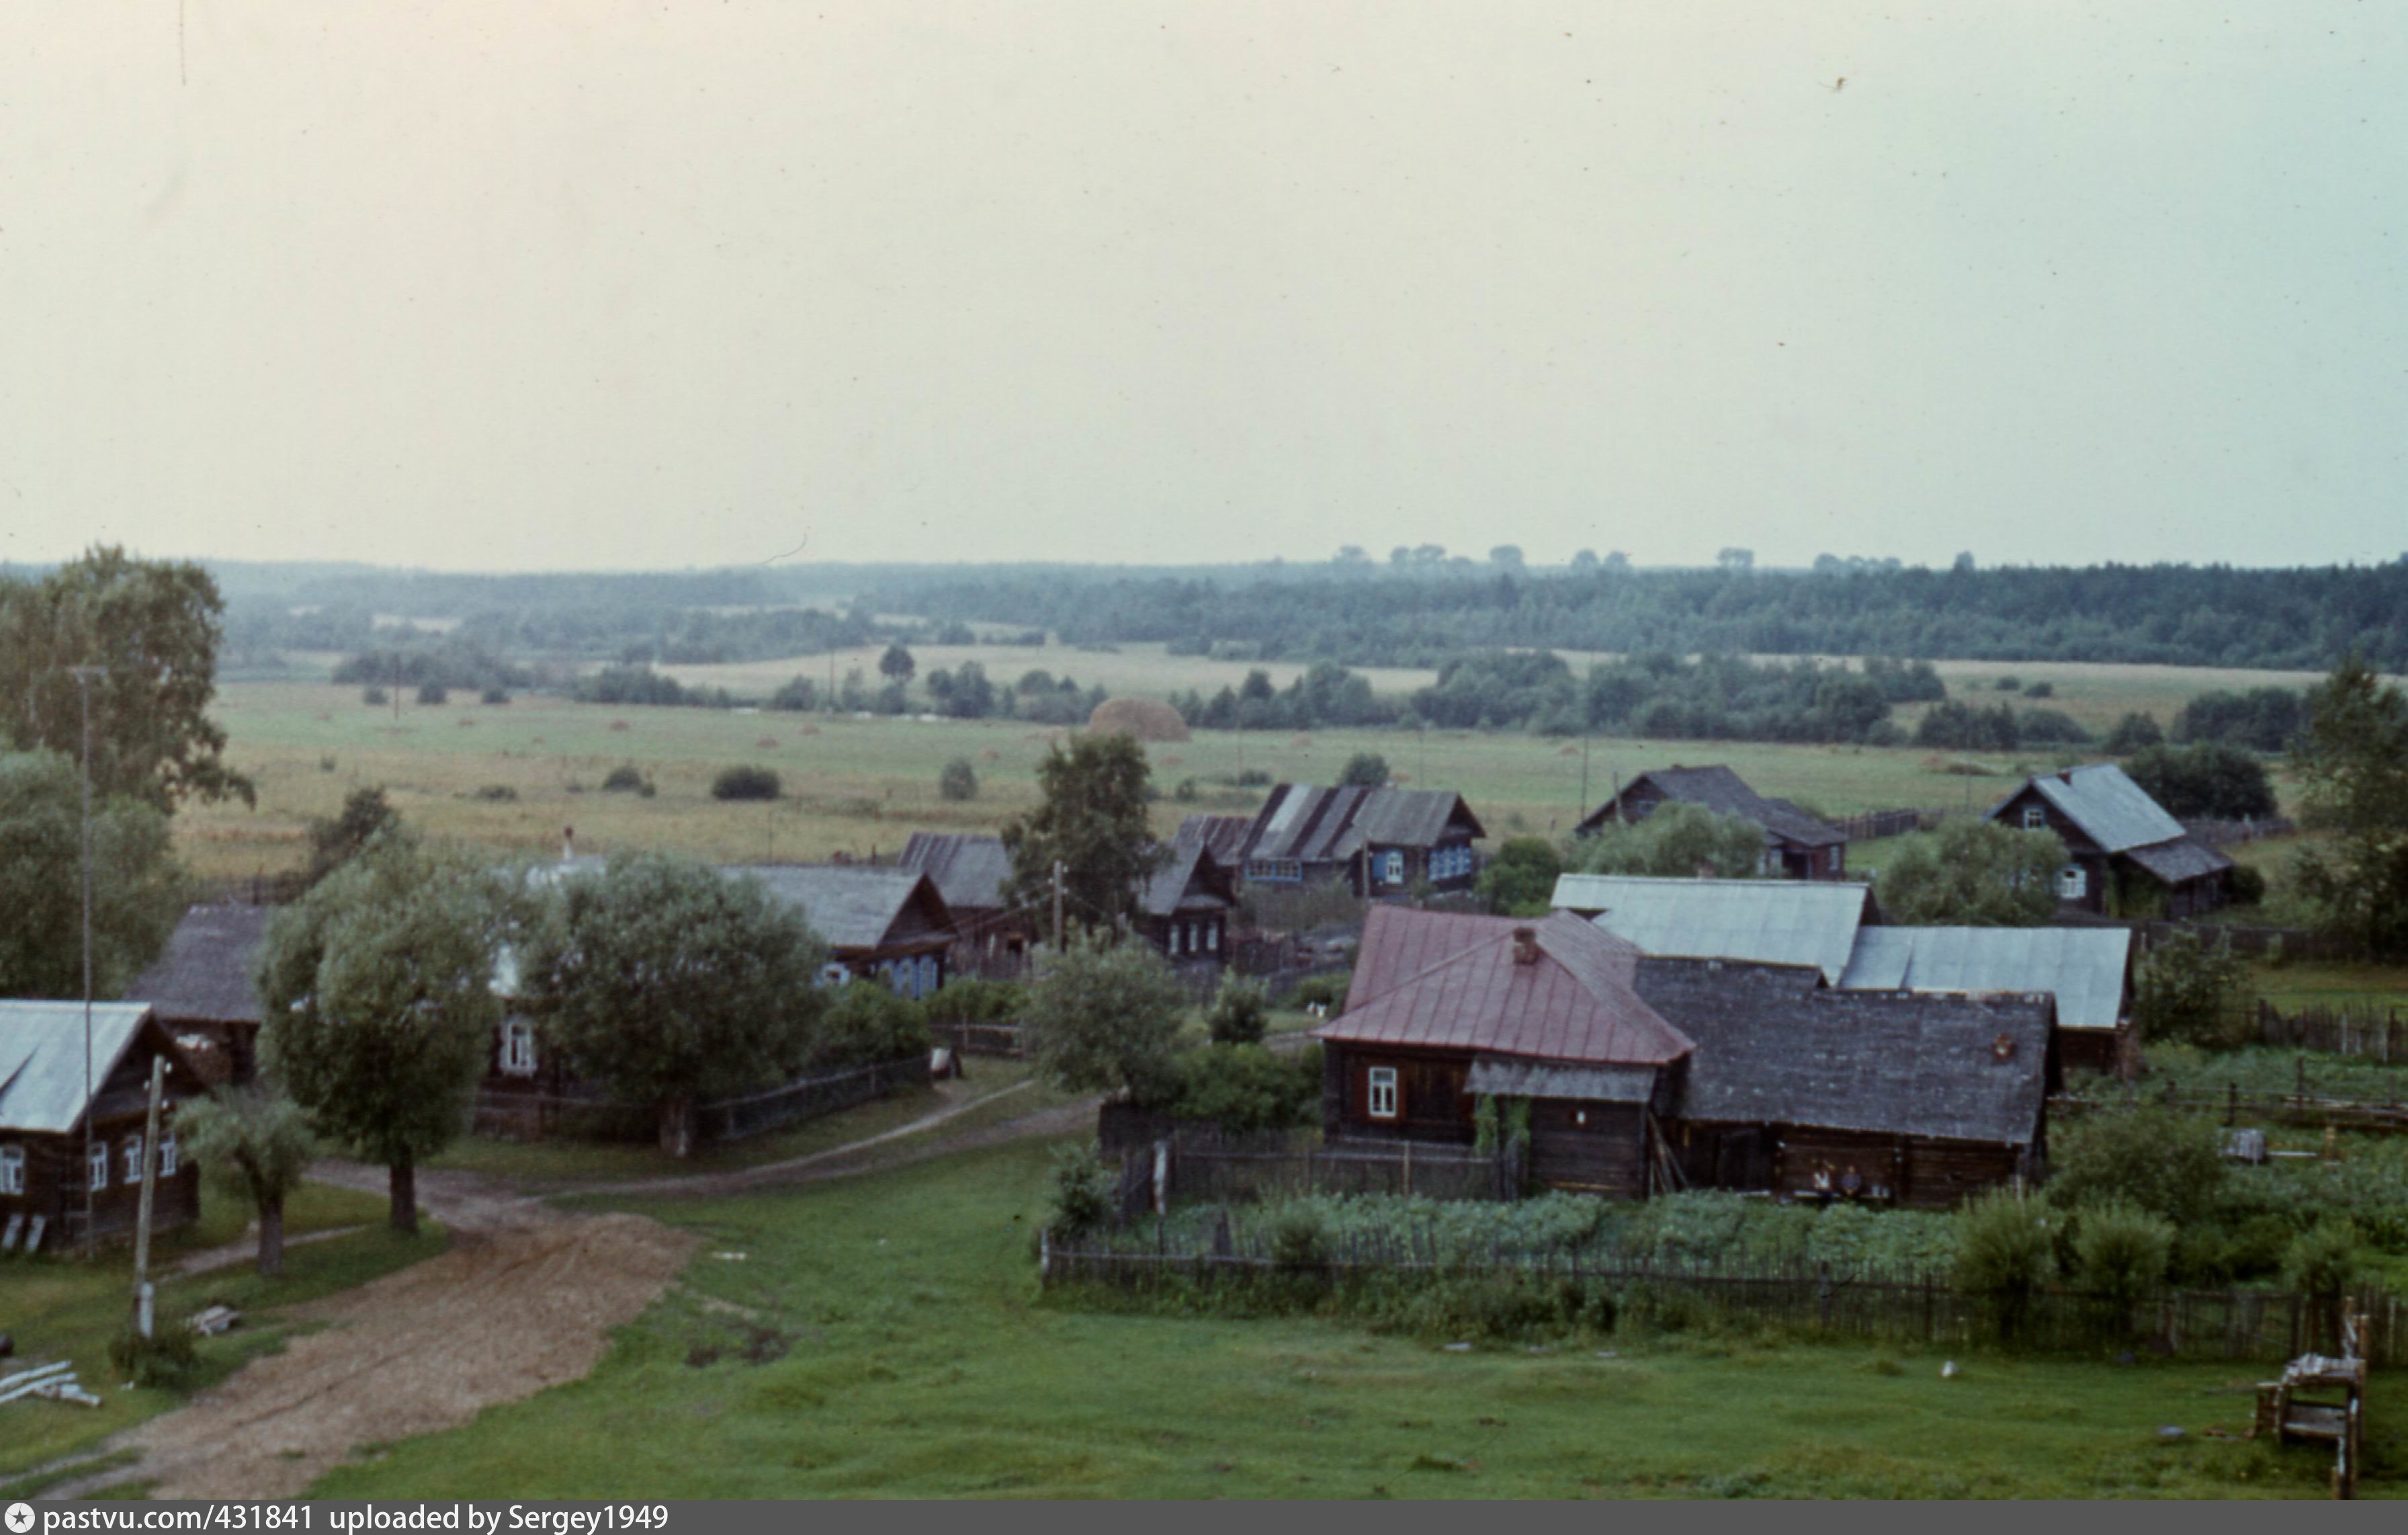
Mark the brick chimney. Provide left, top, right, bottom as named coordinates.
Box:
left=1512, top=926, right=1539, bottom=966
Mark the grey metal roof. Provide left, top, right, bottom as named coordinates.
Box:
left=1579, top=764, right=1846, bottom=847
left=0, top=1001, right=157, bottom=1134
left=124, top=903, right=272, bottom=1024
left=1176, top=814, right=1256, bottom=863
left=1137, top=845, right=1234, bottom=918
left=1996, top=763, right=2187, bottom=854
left=1244, top=784, right=1482, bottom=863
left=1551, top=874, right=1875, bottom=983
left=724, top=865, right=955, bottom=952
left=897, top=833, right=1015, bottom=913
left=1634, top=958, right=2053, bottom=1147
left=1466, top=1059, right=1658, bottom=1104
left=1838, top=925, right=2132, bottom=1032
left=2124, top=835, right=2234, bottom=886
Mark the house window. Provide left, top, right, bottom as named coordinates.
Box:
left=2059, top=864, right=2088, bottom=901
left=124, top=1136, right=146, bottom=1183
left=88, top=1141, right=108, bottom=1192
left=1367, top=1067, right=1399, bottom=1120
left=1381, top=852, right=1405, bottom=886
left=917, top=954, right=939, bottom=999
left=1206, top=923, right=1219, bottom=954
left=0, top=1145, right=23, bottom=1196
left=501, top=1019, right=538, bottom=1076
left=2022, top=804, right=2047, bottom=831
left=818, top=962, right=853, bottom=988
left=159, top=1133, right=178, bottom=1177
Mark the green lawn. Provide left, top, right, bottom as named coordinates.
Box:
left=0, top=1181, right=445, bottom=1489
left=306, top=1137, right=2397, bottom=1500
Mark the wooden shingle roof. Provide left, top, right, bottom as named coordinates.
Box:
left=123, top=903, right=272, bottom=1025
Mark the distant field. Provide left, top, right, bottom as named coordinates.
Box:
left=655, top=639, right=1442, bottom=701
left=177, top=679, right=2280, bottom=882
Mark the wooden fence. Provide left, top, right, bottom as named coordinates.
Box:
left=1108, top=1132, right=1520, bottom=1216
left=472, top=1054, right=929, bottom=1145
left=2256, top=1001, right=2408, bottom=1062
left=1830, top=808, right=1936, bottom=842
left=929, top=1021, right=1026, bottom=1059
left=1041, top=1232, right=2407, bottom=1366
left=2180, top=816, right=2298, bottom=847
left=2053, top=1083, right=2408, bottom=1136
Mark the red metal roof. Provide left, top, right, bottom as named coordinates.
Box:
left=1317, top=907, right=1692, bottom=1067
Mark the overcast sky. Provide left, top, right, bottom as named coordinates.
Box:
left=4, top=2, right=2403, bottom=573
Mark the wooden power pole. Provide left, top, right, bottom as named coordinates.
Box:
left=132, top=1056, right=165, bottom=1336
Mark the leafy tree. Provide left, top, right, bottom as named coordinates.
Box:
left=1952, top=1190, right=2055, bottom=1341
left=2069, top=1201, right=2173, bottom=1313
left=2283, top=1217, right=2364, bottom=1302
left=2131, top=930, right=2252, bottom=1047
left=2102, top=712, right=2165, bottom=755
left=1337, top=751, right=1389, bottom=787
left=0, top=546, right=255, bottom=811
left=0, top=750, right=186, bottom=999
left=1570, top=549, right=1600, bottom=572
left=878, top=643, right=916, bottom=683
left=1000, top=733, right=1168, bottom=944
left=813, top=981, right=928, bottom=1070
left=304, top=786, right=406, bottom=888
left=1573, top=802, right=1765, bottom=880
left=925, top=659, right=996, bottom=718
left=1715, top=547, right=1754, bottom=573
left=1488, top=545, right=1525, bottom=569
left=2174, top=687, right=2308, bottom=752
left=2124, top=742, right=2276, bottom=819
left=1203, top=972, right=1269, bottom=1046
left=939, top=757, right=979, bottom=801
left=711, top=765, right=781, bottom=801
left=1045, top=1144, right=1115, bottom=1243
left=1174, top=1042, right=1319, bottom=1132
left=767, top=676, right=819, bottom=712
left=256, top=836, right=516, bottom=1231
left=175, top=1085, right=316, bottom=1276
left=1871, top=819, right=2063, bottom=925
left=517, top=855, right=827, bottom=1155
left=1476, top=836, right=1564, bottom=917
left=2289, top=656, right=2408, bottom=960
left=415, top=682, right=449, bottom=706
left=1021, top=936, right=1185, bottom=1105
left=2046, top=1107, right=2224, bottom=1226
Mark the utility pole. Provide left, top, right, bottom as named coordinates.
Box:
left=132, top=1056, right=165, bottom=1335
left=1052, top=859, right=1066, bottom=951
left=391, top=651, right=402, bottom=727
left=1580, top=734, right=1592, bottom=824
left=68, top=664, right=104, bottom=1258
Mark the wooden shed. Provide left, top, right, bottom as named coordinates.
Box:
left=122, top=902, right=273, bottom=1086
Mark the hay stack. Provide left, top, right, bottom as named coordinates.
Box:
left=1087, top=697, right=1191, bottom=743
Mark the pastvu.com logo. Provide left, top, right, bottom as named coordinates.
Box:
left=6, top=1499, right=36, bottom=1533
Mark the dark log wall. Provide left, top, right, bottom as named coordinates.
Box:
left=1322, top=1044, right=1474, bottom=1144
left=1526, top=1099, right=1648, bottom=1197
left=3, top=1120, right=203, bottom=1246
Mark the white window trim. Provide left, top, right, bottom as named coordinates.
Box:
left=2059, top=864, right=2088, bottom=900
left=1367, top=1066, right=1399, bottom=1120
left=0, top=1143, right=24, bottom=1196
left=159, top=1132, right=178, bottom=1178
left=501, top=1019, right=538, bottom=1077
left=2022, top=804, right=2048, bottom=830
left=1382, top=852, right=1405, bottom=885
left=88, top=1141, right=109, bottom=1191
left=124, top=1135, right=146, bottom=1183
left=1206, top=923, right=1219, bottom=954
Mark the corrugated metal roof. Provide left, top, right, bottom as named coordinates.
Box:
left=2002, top=763, right=2188, bottom=853
left=1138, top=845, right=1236, bottom=917
left=1175, top=814, right=1256, bottom=863
left=1466, top=1059, right=1658, bottom=1103
left=1635, top=958, right=2053, bottom=1147
left=1550, top=875, right=1875, bottom=983
left=0, top=1001, right=157, bottom=1134
left=724, top=866, right=955, bottom=952
left=1316, top=909, right=1690, bottom=1067
left=1243, top=784, right=1481, bottom=863
left=1578, top=764, right=1846, bottom=847
left=124, top=904, right=271, bottom=1024
left=1838, top=925, right=2131, bottom=1032
left=897, top=833, right=1015, bottom=913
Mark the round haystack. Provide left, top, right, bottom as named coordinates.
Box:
left=1087, top=696, right=1191, bottom=743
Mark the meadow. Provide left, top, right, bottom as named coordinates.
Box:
left=173, top=647, right=2311, bottom=882
left=304, top=1134, right=2398, bottom=1500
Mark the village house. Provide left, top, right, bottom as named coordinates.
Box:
left=1234, top=784, right=1484, bottom=900
left=1987, top=762, right=2233, bottom=918
left=122, top=902, right=273, bottom=1087
left=897, top=832, right=1033, bottom=977
left=1572, top=764, right=1850, bottom=879
left=0, top=1001, right=208, bottom=1251
left=1133, top=843, right=1240, bottom=970
left=724, top=864, right=960, bottom=999
left=1314, top=907, right=2057, bottom=1206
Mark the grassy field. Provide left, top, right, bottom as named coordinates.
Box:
left=0, top=1182, right=445, bottom=1490
left=304, top=1134, right=2396, bottom=1500
left=177, top=675, right=2268, bottom=882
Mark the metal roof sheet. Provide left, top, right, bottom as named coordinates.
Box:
left=897, top=833, right=1015, bottom=913
left=1175, top=814, right=1256, bottom=864
left=0, top=1001, right=157, bottom=1134
left=2001, top=763, right=2188, bottom=854
left=1138, top=845, right=1236, bottom=918
left=1578, top=764, right=1846, bottom=847
left=1244, top=784, right=1481, bottom=864
left=124, top=904, right=271, bottom=1024
left=1838, top=926, right=2132, bottom=1032
left=2123, top=835, right=2235, bottom=886
left=724, top=865, right=955, bottom=952
left=1465, top=1059, right=1658, bottom=1103
left=1550, top=874, right=1875, bottom=983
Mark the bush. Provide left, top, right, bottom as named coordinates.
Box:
left=1173, top=778, right=1200, bottom=802
left=2284, top=1218, right=2364, bottom=1299
left=767, top=676, right=819, bottom=712
left=1269, top=1206, right=1329, bottom=1274
left=2047, top=1107, right=2225, bottom=1225
left=1337, top=751, right=1389, bottom=788
left=2024, top=681, right=2055, bottom=699
left=2229, top=864, right=2268, bottom=906
left=2070, top=1201, right=2173, bottom=1309
left=109, top=1323, right=201, bottom=1388
left=1047, top=1145, right=1114, bottom=1243
left=1952, top=1190, right=2057, bottom=1340
left=472, top=784, right=517, bottom=802
left=2103, top=712, right=2165, bottom=755
left=601, top=763, right=648, bottom=794
left=1173, top=1044, right=1316, bottom=1133
left=416, top=682, right=449, bottom=705
left=939, top=757, right=978, bottom=802
left=481, top=687, right=511, bottom=705
left=924, top=977, right=1026, bottom=1025
left=362, top=686, right=388, bottom=706
left=1289, top=973, right=1349, bottom=1013
left=1203, top=974, right=1269, bottom=1046
left=814, top=983, right=929, bottom=1068
left=710, top=765, right=781, bottom=801
left=2131, top=931, right=2253, bottom=1048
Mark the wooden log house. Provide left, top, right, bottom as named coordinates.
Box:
left=0, top=1001, right=207, bottom=1250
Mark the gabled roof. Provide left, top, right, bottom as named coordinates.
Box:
left=897, top=833, right=1015, bottom=914
left=2124, top=835, right=2235, bottom=886
left=124, top=903, right=272, bottom=1024
left=726, top=866, right=956, bottom=952
left=1580, top=764, right=1846, bottom=847
left=1244, top=784, right=1484, bottom=864
left=1138, top=845, right=1236, bottom=919
left=1991, top=763, right=2184, bottom=853
left=1634, top=958, right=2053, bottom=1146
left=1551, top=874, right=1875, bottom=983
left=0, top=1001, right=161, bottom=1134
left=1175, top=813, right=1256, bottom=864
left=1315, top=908, right=1690, bottom=1067
left=1838, top=925, right=2132, bottom=1032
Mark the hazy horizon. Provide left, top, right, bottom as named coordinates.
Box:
left=8, top=3, right=2405, bottom=574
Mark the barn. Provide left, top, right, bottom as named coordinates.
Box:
left=0, top=1001, right=208, bottom=1251
left=122, top=902, right=273, bottom=1087
left=1572, top=764, right=1850, bottom=880
left=897, top=832, right=1033, bottom=977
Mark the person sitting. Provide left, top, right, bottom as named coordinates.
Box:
left=1838, top=1165, right=1865, bottom=1200
left=1809, top=1163, right=1834, bottom=1203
